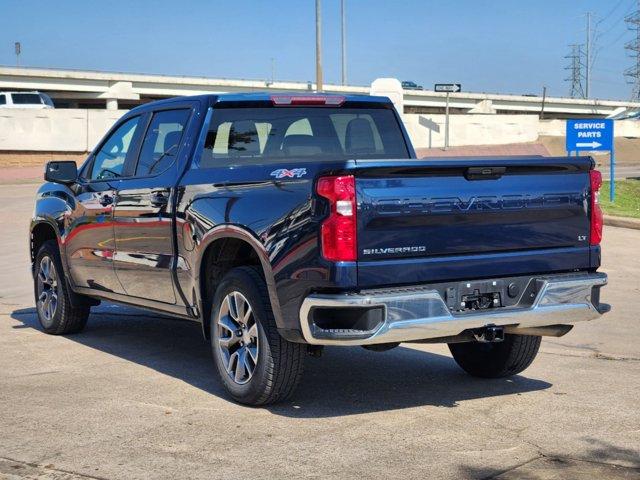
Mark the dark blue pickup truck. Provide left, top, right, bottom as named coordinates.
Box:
left=30, top=93, right=609, bottom=405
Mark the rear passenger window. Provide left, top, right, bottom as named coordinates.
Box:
left=0, top=95, right=5, bottom=105
left=135, top=109, right=190, bottom=176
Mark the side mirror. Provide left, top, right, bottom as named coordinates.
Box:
left=45, top=161, right=78, bottom=184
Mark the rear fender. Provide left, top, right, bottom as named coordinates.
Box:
left=194, top=224, right=284, bottom=330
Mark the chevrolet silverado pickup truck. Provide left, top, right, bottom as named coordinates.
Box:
left=31, top=93, right=609, bottom=405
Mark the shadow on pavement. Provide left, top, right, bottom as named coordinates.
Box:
left=458, top=438, right=640, bottom=479
left=11, top=305, right=552, bottom=418
left=581, top=438, right=640, bottom=469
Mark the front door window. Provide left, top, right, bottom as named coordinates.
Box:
left=91, top=117, right=140, bottom=180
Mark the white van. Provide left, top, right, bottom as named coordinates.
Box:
left=0, top=91, right=55, bottom=109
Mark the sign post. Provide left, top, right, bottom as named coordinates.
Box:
left=444, top=92, right=450, bottom=149
left=435, top=84, right=461, bottom=149
left=565, top=119, right=615, bottom=201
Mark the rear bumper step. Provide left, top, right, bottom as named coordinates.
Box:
left=299, top=272, right=608, bottom=345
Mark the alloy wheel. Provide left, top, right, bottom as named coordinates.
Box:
left=36, top=256, right=59, bottom=327
left=216, top=291, right=259, bottom=385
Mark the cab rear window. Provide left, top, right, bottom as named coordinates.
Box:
left=197, top=107, right=409, bottom=168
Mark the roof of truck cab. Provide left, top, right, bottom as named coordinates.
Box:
left=128, top=92, right=392, bottom=114
left=211, top=92, right=391, bottom=103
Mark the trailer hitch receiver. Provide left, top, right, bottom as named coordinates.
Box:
left=473, top=325, right=505, bottom=343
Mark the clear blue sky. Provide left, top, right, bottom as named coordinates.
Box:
left=1, top=0, right=636, bottom=100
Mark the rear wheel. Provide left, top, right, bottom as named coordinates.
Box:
left=34, top=240, right=90, bottom=334
left=448, top=334, right=541, bottom=378
left=210, top=266, right=305, bottom=406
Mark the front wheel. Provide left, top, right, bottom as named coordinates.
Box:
left=210, top=266, right=305, bottom=406
left=448, top=334, right=541, bottom=378
left=34, top=240, right=90, bottom=335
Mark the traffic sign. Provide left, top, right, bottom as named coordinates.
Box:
left=435, top=83, right=461, bottom=93
left=566, top=118, right=616, bottom=202
left=566, top=119, right=613, bottom=152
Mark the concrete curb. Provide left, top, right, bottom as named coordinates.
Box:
left=604, top=215, right=640, bottom=230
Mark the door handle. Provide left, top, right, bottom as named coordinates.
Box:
left=150, top=191, right=169, bottom=207
left=99, top=194, right=114, bottom=207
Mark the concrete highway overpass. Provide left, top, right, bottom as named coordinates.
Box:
left=1, top=66, right=639, bottom=118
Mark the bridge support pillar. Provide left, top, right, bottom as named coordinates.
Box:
left=468, top=99, right=496, bottom=114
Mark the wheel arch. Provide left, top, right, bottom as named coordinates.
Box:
left=30, top=219, right=98, bottom=308
left=195, top=225, right=284, bottom=339
left=30, top=220, right=60, bottom=274
left=31, top=184, right=74, bottom=276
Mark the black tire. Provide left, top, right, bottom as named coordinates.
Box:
left=448, top=334, right=541, bottom=378
left=34, top=240, right=90, bottom=335
left=210, top=266, right=305, bottom=406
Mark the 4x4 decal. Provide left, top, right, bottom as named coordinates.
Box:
left=270, top=168, right=307, bottom=179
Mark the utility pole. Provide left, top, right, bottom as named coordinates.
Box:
left=341, top=0, right=347, bottom=85
left=271, top=58, right=275, bottom=85
left=564, top=44, right=585, bottom=98
left=585, top=12, right=592, bottom=98
left=315, top=0, right=323, bottom=92
left=625, top=0, right=640, bottom=100
left=540, top=86, right=547, bottom=119
left=14, top=42, right=21, bottom=67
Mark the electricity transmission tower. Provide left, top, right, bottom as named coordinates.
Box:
left=625, top=1, right=640, bottom=100
left=565, top=44, right=585, bottom=98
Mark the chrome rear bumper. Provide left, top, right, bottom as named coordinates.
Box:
left=299, top=272, right=608, bottom=345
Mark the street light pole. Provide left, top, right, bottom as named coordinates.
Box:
left=315, top=0, right=323, bottom=92
left=585, top=12, right=592, bottom=98
left=271, top=57, right=275, bottom=84
left=341, top=0, right=347, bottom=85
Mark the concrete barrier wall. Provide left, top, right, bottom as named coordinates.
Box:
left=403, top=114, right=540, bottom=149
left=404, top=115, right=640, bottom=149
left=0, top=109, right=126, bottom=152
left=538, top=119, right=640, bottom=138
left=1, top=108, right=640, bottom=153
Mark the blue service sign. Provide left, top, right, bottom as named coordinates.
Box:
left=566, top=119, right=613, bottom=151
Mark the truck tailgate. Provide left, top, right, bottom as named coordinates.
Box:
left=354, top=157, right=594, bottom=286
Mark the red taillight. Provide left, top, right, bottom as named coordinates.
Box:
left=317, top=175, right=357, bottom=261
left=589, top=169, right=603, bottom=245
left=271, top=95, right=345, bottom=107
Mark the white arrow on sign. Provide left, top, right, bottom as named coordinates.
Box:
left=576, top=141, right=602, bottom=149
left=435, top=83, right=461, bottom=93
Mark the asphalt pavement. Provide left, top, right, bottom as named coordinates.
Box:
left=0, top=183, right=638, bottom=480
left=599, top=165, right=640, bottom=180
